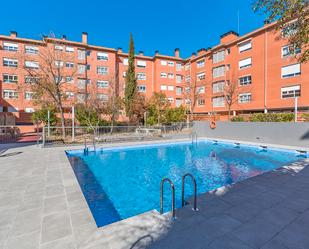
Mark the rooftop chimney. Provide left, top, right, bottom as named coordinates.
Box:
left=82, top=32, right=88, bottom=44
left=138, top=51, right=144, bottom=56
left=62, top=35, right=67, bottom=40
left=264, top=20, right=271, bottom=25
left=10, top=31, right=17, bottom=38
left=191, top=52, right=196, bottom=58
left=117, top=47, right=123, bottom=53
left=155, top=50, right=159, bottom=56
left=174, top=48, right=180, bottom=57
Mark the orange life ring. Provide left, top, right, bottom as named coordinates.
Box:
left=210, top=121, right=216, bottom=129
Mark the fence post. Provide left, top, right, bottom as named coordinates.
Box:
left=72, top=106, right=75, bottom=142
left=42, top=126, right=45, bottom=148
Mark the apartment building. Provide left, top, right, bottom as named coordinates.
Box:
left=0, top=21, right=308, bottom=124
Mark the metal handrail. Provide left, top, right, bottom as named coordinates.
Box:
left=182, top=173, right=198, bottom=211
left=160, top=178, right=176, bottom=219
left=190, top=132, right=197, bottom=144
left=84, top=136, right=88, bottom=155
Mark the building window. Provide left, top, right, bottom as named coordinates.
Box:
left=197, top=99, right=205, bottom=106
left=78, top=49, right=86, bottom=60
left=167, top=85, right=174, bottom=91
left=185, top=63, right=190, bottom=70
left=281, top=63, right=301, bottom=78
left=25, top=45, right=38, bottom=55
left=238, top=93, right=252, bottom=103
left=167, top=97, right=174, bottom=103
left=66, top=76, right=73, bottom=83
left=25, top=76, right=39, bottom=84
left=160, top=85, right=167, bottom=91
left=65, top=46, right=74, bottom=52
left=175, top=98, right=182, bottom=107
left=197, top=72, right=205, bottom=81
left=213, top=50, right=225, bottom=64
left=238, top=40, right=252, bottom=53
left=176, top=63, right=182, bottom=71
left=66, top=91, right=74, bottom=98
left=212, top=65, right=225, bottom=78
left=97, top=80, right=109, bottom=88
left=137, top=60, right=146, bottom=68
left=168, top=73, right=174, bottom=79
left=97, top=52, right=108, bottom=61
left=97, top=94, right=108, bottom=102
left=212, top=96, right=225, bottom=107
left=3, top=42, right=18, bottom=52
left=25, top=108, right=34, bottom=113
left=78, top=64, right=86, bottom=74
left=281, top=85, right=301, bottom=98
left=66, top=62, right=74, bottom=68
left=168, top=61, right=174, bottom=67
left=176, top=87, right=182, bottom=95
left=137, top=85, right=146, bottom=93
left=97, top=66, right=108, bottom=75
left=3, top=74, right=18, bottom=83
left=55, top=45, right=63, bottom=51
left=176, top=75, right=182, bottom=83
left=239, top=58, right=252, bottom=69
left=25, top=92, right=33, bottom=100
left=197, top=86, right=205, bottom=94
left=55, top=60, right=64, bottom=68
left=123, top=71, right=127, bottom=78
left=77, top=79, right=87, bottom=89
left=160, top=72, right=167, bottom=78
left=25, top=61, right=39, bottom=69
left=161, top=60, right=167, bottom=66
left=3, top=58, right=18, bottom=67
left=239, top=75, right=252, bottom=86
left=137, top=73, right=146, bottom=80
left=282, top=45, right=301, bottom=58
left=212, top=81, right=225, bottom=93
left=185, top=75, right=191, bottom=83
left=3, top=90, right=18, bottom=99
left=123, top=58, right=128, bottom=65
left=197, top=59, right=205, bottom=68
left=185, top=87, right=190, bottom=93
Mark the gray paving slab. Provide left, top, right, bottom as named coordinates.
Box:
left=0, top=141, right=308, bottom=249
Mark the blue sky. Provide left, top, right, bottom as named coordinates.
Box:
left=0, top=0, right=266, bottom=58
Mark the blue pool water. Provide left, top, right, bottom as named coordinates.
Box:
left=66, top=140, right=305, bottom=227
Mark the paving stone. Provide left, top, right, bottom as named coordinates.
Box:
left=40, top=236, right=76, bottom=249
left=45, top=184, right=65, bottom=198
left=5, top=231, right=40, bottom=249
left=208, top=234, right=253, bottom=249
left=9, top=208, right=42, bottom=237
left=43, top=195, right=67, bottom=215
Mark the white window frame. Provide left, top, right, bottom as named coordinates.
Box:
left=281, top=63, right=301, bottom=78
left=197, top=72, right=205, bottom=81
left=25, top=60, right=39, bottom=69
left=281, top=85, right=301, bottom=99
left=137, top=60, right=146, bottom=68
left=197, top=59, right=205, bottom=68
left=97, top=80, right=109, bottom=88
left=25, top=45, right=38, bottom=55
left=161, top=60, right=167, bottom=66
left=3, top=74, right=18, bottom=83
left=160, top=85, right=167, bottom=91
left=3, top=42, right=18, bottom=52
left=65, top=46, right=74, bottom=52
left=239, top=75, right=252, bottom=86
left=238, top=93, right=252, bottom=103
left=239, top=58, right=252, bottom=69
left=97, top=52, right=108, bottom=61
left=238, top=40, right=252, bottom=53
left=160, top=72, right=167, bottom=78
left=97, top=66, right=108, bottom=75
left=213, top=50, right=225, bottom=64
left=212, top=81, right=225, bottom=93
left=3, top=58, right=18, bottom=67
left=212, top=65, right=225, bottom=78
left=212, top=96, right=225, bottom=107
left=137, top=72, right=146, bottom=80
left=3, top=90, right=18, bottom=99
left=167, top=85, right=174, bottom=91
left=137, top=85, right=146, bottom=93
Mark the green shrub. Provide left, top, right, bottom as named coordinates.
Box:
left=302, top=113, right=309, bottom=122
left=231, top=116, right=245, bottom=122
left=249, top=113, right=294, bottom=122
left=32, top=107, right=57, bottom=126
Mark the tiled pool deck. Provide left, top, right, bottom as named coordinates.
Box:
left=0, top=139, right=309, bottom=249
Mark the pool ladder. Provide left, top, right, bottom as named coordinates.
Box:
left=160, top=173, right=198, bottom=219
left=83, top=135, right=97, bottom=155
left=190, top=132, right=198, bottom=145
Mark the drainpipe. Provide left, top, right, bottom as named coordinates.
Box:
left=264, top=28, right=268, bottom=113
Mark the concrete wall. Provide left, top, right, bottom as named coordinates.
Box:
left=193, top=121, right=309, bottom=148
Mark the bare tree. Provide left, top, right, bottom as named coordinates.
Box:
left=184, top=75, right=208, bottom=123
left=223, top=79, right=240, bottom=121
left=102, top=76, right=123, bottom=133
left=22, top=36, right=77, bottom=138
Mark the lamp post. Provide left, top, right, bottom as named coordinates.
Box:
left=294, top=97, right=298, bottom=123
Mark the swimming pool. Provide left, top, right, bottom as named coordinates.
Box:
left=66, top=140, right=306, bottom=227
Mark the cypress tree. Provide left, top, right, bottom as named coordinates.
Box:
left=124, top=33, right=137, bottom=119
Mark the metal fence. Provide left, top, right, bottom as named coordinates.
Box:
left=41, top=122, right=193, bottom=147
left=0, top=125, right=40, bottom=144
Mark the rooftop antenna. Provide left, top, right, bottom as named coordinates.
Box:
left=237, top=10, right=240, bottom=34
